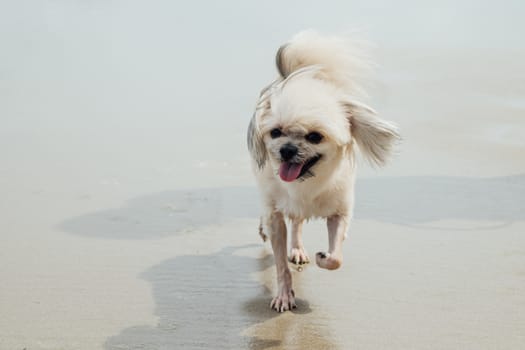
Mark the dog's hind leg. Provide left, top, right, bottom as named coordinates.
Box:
left=316, top=215, right=348, bottom=270
left=265, top=210, right=296, bottom=312
left=258, top=217, right=267, bottom=242
left=288, top=218, right=309, bottom=265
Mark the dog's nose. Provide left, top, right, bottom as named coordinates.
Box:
left=280, top=144, right=298, bottom=161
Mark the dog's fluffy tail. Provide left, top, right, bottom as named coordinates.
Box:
left=275, top=30, right=372, bottom=97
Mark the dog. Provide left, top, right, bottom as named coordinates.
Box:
left=247, top=31, right=400, bottom=312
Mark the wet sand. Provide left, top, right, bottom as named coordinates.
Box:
left=1, top=1, right=525, bottom=350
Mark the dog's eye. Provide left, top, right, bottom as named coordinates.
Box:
left=305, top=132, right=323, bottom=144
left=270, top=128, right=282, bottom=139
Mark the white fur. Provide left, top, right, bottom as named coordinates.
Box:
left=247, top=31, right=399, bottom=312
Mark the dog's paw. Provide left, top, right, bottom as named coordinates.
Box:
left=270, top=288, right=296, bottom=312
left=288, top=247, right=309, bottom=265
left=315, top=252, right=342, bottom=270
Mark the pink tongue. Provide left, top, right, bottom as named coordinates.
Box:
left=279, top=162, right=303, bottom=182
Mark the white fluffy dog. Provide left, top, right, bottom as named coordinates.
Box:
left=247, top=31, right=399, bottom=312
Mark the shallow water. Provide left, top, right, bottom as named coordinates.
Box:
left=61, top=174, right=525, bottom=240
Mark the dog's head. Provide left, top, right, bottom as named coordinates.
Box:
left=248, top=32, right=399, bottom=183
left=248, top=70, right=399, bottom=183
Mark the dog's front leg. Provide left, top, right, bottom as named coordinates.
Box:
left=266, top=210, right=296, bottom=312
left=316, top=215, right=348, bottom=270
left=289, top=218, right=309, bottom=265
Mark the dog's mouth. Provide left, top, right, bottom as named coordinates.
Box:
left=279, top=155, right=322, bottom=182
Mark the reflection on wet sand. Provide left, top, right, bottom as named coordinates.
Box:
left=105, top=245, right=334, bottom=350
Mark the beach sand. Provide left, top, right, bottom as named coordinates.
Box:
left=1, top=1, right=524, bottom=349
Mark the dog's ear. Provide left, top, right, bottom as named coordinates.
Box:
left=343, top=99, right=400, bottom=166
left=275, top=43, right=290, bottom=78
left=247, top=112, right=267, bottom=169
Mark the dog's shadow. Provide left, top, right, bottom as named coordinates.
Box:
left=104, top=245, right=322, bottom=350
left=61, top=174, right=525, bottom=240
